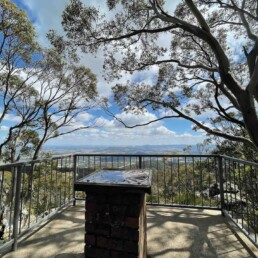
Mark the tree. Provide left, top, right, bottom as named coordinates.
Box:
left=0, top=0, right=40, bottom=122
left=0, top=0, right=100, bottom=161
left=0, top=84, right=41, bottom=157
left=0, top=41, right=99, bottom=161
left=0, top=0, right=43, bottom=155
left=30, top=43, right=98, bottom=160
left=2, top=128, right=40, bottom=163
left=211, top=138, right=258, bottom=161
left=61, top=0, right=258, bottom=153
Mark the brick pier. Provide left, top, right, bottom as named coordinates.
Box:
left=85, top=191, right=147, bottom=258
left=74, top=169, right=152, bottom=258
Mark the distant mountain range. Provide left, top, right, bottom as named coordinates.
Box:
left=42, top=144, right=215, bottom=156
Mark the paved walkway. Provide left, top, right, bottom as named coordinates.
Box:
left=2, top=204, right=258, bottom=258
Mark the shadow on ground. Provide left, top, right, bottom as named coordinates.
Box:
left=54, top=253, right=84, bottom=258
left=2, top=204, right=258, bottom=258
left=147, top=206, right=257, bottom=258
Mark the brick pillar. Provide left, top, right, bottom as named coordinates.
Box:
left=85, top=191, right=147, bottom=258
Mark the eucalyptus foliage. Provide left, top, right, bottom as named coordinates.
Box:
left=0, top=0, right=99, bottom=161
left=62, top=0, right=258, bottom=151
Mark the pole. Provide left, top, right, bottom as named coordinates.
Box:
left=12, top=165, right=22, bottom=251
left=218, top=156, right=225, bottom=216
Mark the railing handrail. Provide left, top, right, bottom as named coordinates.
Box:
left=1, top=154, right=258, bottom=169
left=0, top=154, right=74, bottom=169
left=74, top=153, right=221, bottom=158
left=220, top=155, right=258, bottom=166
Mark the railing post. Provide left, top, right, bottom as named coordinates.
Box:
left=139, top=155, right=142, bottom=169
left=218, top=156, right=225, bottom=216
left=73, top=155, right=77, bottom=206
left=12, top=165, right=22, bottom=251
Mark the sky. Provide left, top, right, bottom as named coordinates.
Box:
left=1, top=0, right=208, bottom=146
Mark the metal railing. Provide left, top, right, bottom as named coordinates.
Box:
left=0, top=155, right=73, bottom=253
left=0, top=153, right=257, bottom=254
left=74, top=154, right=258, bottom=248
left=221, top=156, right=258, bottom=247
left=74, top=154, right=221, bottom=209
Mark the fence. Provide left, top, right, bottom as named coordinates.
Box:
left=0, top=154, right=257, bottom=254
left=0, top=155, right=73, bottom=253
left=74, top=154, right=221, bottom=209
left=221, top=156, right=258, bottom=247
left=74, top=154, right=258, bottom=248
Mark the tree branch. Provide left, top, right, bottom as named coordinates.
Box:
left=214, top=85, right=245, bottom=127
left=47, top=126, right=92, bottom=140
left=84, top=25, right=178, bottom=47
left=238, top=3, right=257, bottom=41
left=105, top=108, right=180, bottom=128
left=125, top=58, right=217, bottom=72
left=141, top=97, right=257, bottom=150
left=247, top=58, right=258, bottom=102
left=150, top=0, right=244, bottom=100
left=185, top=0, right=210, bottom=32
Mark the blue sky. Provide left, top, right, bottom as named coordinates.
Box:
left=1, top=0, right=207, bottom=146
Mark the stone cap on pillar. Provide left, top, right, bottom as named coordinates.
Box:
left=74, top=169, right=152, bottom=194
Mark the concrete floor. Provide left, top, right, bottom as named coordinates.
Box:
left=2, top=203, right=258, bottom=258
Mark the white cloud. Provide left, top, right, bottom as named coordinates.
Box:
left=24, top=0, right=70, bottom=46
left=2, top=114, right=22, bottom=123
left=23, top=0, right=114, bottom=98
left=46, top=109, right=205, bottom=146
left=47, top=126, right=204, bottom=146
left=155, top=126, right=175, bottom=135
left=75, top=112, right=94, bottom=123
left=115, top=111, right=158, bottom=127
left=0, top=126, right=9, bottom=131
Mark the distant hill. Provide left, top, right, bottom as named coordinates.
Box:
left=42, top=144, right=214, bottom=156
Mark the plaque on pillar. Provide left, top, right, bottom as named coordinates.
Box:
left=74, top=169, right=152, bottom=258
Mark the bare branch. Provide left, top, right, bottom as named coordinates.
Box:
left=47, top=126, right=92, bottom=140
left=214, top=85, right=245, bottom=127
left=238, top=7, right=257, bottom=41
left=105, top=107, right=180, bottom=128
left=185, top=0, right=210, bottom=32
left=125, top=58, right=217, bottom=72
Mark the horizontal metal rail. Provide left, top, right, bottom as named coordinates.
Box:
left=0, top=154, right=74, bottom=169
left=74, top=153, right=220, bottom=158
